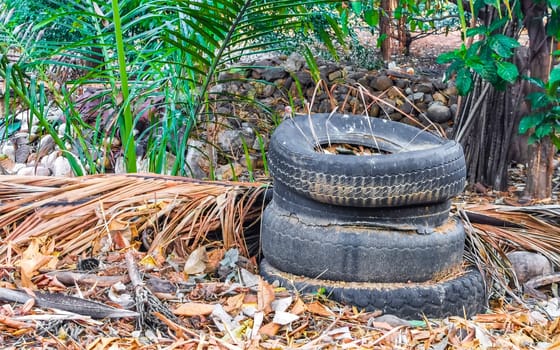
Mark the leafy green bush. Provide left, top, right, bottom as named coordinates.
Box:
left=1, top=0, right=345, bottom=177
left=3, top=0, right=81, bottom=44
left=519, top=62, right=560, bottom=147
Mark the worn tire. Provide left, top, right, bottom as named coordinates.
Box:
left=273, top=182, right=451, bottom=232
left=268, top=113, right=466, bottom=207
left=261, top=202, right=465, bottom=283
left=260, top=259, right=486, bottom=320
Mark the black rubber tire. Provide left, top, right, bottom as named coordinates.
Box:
left=260, top=259, right=486, bottom=320
left=261, top=201, right=465, bottom=283
left=268, top=113, right=466, bottom=207
left=273, top=182, right=451, bottom=232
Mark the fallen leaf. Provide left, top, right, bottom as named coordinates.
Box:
left=257, top=279, right=274, bottom=314
left=183, top=246, right=207, bottom=275
left=259, top=322, right=281, bottom=337
left=271, top=296, right=292, bottom=313
left=173, top=302, right=215, bottom=316
left=508, top=332, right=534, bottom=348
left=20, top=239, right=57, bottom=289
left=375, top=314, right=411, bottom=327
left=306, top=301, right=334, bottom=317
left=139, top=255, right=159, bottom=270
left=327, top=326, right=352, bottom=340
left=224, top=293, right=245, bottom=313
left=206, top=248, right=225, bottom=273
left=290, top=297, right=306, bottom=315
left=272, top=310, right=299, bottom=325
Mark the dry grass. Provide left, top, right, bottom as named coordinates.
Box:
left=0, top=174, right=268, bottom=265
left=1, top=175, right=560, bottom=348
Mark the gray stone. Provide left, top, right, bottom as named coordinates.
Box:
left=53, top=156, right=73, bottom=177
left=507, top=251, right=553, bottom=284
left=260, top=84, right=275, bottom=98
left=240, top=123, right=256, bottom=149
left=427, top=103, right=452, bottom=123
left=39, top=135, right=56, bottom=155
left=348, top=71, right=364, bottom=80
left=432, top=79, right=447, bottom=91
left=185, top=140, right=208, bottom=179
left=400, top=101, right=414, bottom=115
left=371, top=75, right=393, bottom=91
left=283, top=52, right=305, bottom=72
left=450, top=104, right=458, bottom=121
left=414, top=82, right=433, bottom=93
left=294, top=71, right=313, bottom=86
left=379, top=98, right=396, bottom=115
left=14, top=133, right=31, bottom=163
left=411, top=92, right=424, bottom=102
left=261, top=67, right=286, bottom=81
left=17, top=165, right=51, bottom=176
left=46, top=106, right=65, bottom=123
left=328, top=70, right=343, bottom=81
left=395, top=78, right=409, bottom=89
left=318, top=98, right=332, bottom=113
left=217, top=129, right=244, bottom=153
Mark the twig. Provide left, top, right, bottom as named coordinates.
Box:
left=47, top=271, right=128, bottom=287
left=0, top=287, right=138, bottom=319
left=299, top=308, right=347, bottom=349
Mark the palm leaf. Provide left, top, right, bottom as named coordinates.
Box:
left=0, top=174, right=268, bottom=264
left=460, top=204, right=560, bottom=299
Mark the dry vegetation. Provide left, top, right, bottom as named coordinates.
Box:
left=0, top=174, right=559, bottom=348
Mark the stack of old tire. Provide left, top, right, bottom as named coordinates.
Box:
left=260, top=113, right=486, bottom=319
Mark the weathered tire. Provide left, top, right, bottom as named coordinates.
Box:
left=261, top=201, right=465, bottom=283
left=273, top=182, right=451, bottom=232
left=268, top=113, right=466, bottom=207
left=260, top=259, right=486, bottom=320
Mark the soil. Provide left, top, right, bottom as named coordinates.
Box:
left=355, top=29, right=464, bottom=75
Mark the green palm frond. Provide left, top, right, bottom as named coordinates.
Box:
left=3, top=0, right=345, bottom=176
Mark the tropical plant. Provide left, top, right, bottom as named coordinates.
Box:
left=1, top=0, right=344, bottom=176
left=437, top=0, right=559, bottom=200
left=343, top=0, right=462, bottom=60
left=519, top=62, right=560, bottom=147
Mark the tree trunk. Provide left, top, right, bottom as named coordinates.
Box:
left=453, top=7, right=521, bottom=192
left=453, top=1, right=553, bottom=200
left=380, top=0, right=393, bottom=61
left=522, top=0, right=553, bottom=200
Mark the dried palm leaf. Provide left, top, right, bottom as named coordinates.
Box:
left=0, top=174, right=268, bottom=265
left=459, top=203, right=560, bottom=301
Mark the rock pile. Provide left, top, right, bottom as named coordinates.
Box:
left=217, top=53, right=458, bottom=129
left=0, top=53, right=459, bottom=180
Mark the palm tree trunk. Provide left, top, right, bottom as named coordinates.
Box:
left=522, top=0, right=554, bottom=200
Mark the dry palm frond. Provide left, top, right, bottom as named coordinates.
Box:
left=459, top=203, right=560, bottom=299
left=0, top=174, right=268, bottom=264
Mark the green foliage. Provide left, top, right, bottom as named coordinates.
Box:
left=437, top=15, right=520, bottom=95
left=438, top=0, right=560, bottom=149
left=345, top=0, right=463, bottom=47
left=1, top=0, right=345, bottom=177
left=519, top=63, right=560, bottom=148
left=2, top=0, right=81, bottom=44
left=0, top=5, right=87, bottom=175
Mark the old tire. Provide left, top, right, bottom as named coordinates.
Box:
left=261, top=201, right=465, bottom=283
left=260, top=259, right=486, bottom=319
left=268, top=113, right=466, bottom=207
left=273, top=182, right=451, bottom=232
